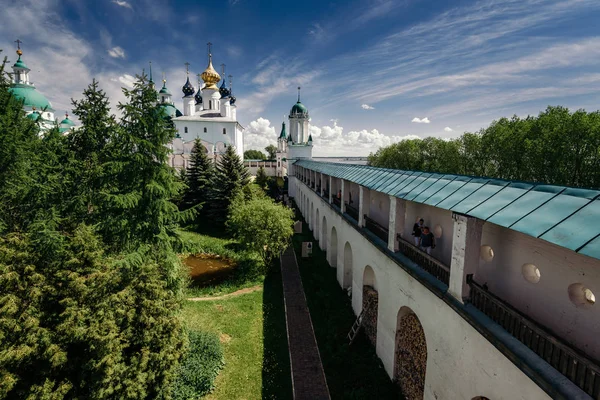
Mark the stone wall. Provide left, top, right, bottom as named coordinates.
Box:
left=394, top=313, right=427, bottom=400
left=362, top=286, right=378, bottom=347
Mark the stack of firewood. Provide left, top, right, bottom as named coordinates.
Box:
left=395, top=313, right=427, bottom=400
left=362, top=286, right=379, bottom=347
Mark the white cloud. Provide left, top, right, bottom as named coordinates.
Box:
left=444, top=126, right=453, bottom=132
left=108, top=46, right=126, bottom=59
left=361, top=104, right=375, bottom=110
left=112, top=0, right=133, bottom=9
left=243, top=118, right=277, bottom=150
left=227, top=45, right=242, bottom=59
left=411, top=117, right=430, bottom=124
left=118, top=74, right=136, bottom=88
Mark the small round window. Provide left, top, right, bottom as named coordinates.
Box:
left=433, top=224, right=443, bottom=238
left=522, top=263, right=541, bottom=284
left=568, top=283, right=596, bottom=308
left=480, top=245, right=494, bottom=262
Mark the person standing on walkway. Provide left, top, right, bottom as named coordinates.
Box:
left=412, top=218, right=424, bottom=246
left=419, top=226, right=435, bottom=255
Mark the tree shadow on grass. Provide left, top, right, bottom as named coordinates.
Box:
left=261, top=267, right=293, bottom=400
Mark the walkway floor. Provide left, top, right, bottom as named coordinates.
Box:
left=186, top=285, right=262, bottom=301
left=280, top=246, right=331, bottom=400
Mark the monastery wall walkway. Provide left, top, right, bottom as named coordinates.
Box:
left=280, top=246, right=330, bottom=400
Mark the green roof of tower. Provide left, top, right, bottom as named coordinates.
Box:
left=13, top=56, right=28, bottom=70
left=9, top=84, right=54, bottom=111
left=290, top=101, right=308, bottom=115
left=279, top=121, right=287, bottom=139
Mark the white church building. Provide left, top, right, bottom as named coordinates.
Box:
left=166, top=45, right=244, bottom=169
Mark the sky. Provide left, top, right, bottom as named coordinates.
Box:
left=2, top=0, right=600, bottom=156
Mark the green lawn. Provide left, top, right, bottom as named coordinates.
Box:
left=180, top=229, right=292, bottom=399
left=292, top=214, right=402, bottom=399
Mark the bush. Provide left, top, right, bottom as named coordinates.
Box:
left=171, top=331, right=225, bottom=399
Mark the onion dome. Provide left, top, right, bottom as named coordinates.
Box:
left=27, top=110, right=41, bottom=121
left=219, top=79, right=230, bottom=98
left=201, top=54, right=221, bottom=91
left=13, top=55, right=28, bottom=70
left=195, top=90, right=203, bottom=105
left=182, top=76, right=195, bottom=97
left=229, top=96, right=236, bottom=105
left=60, top=113, right=76, bottom=127
left=158, top=103, right=180, bottom=119
left=279, top=122, right=287, bottom=139
left=290, top=101, right=308, bottom=115
left=159, top=80, right=171, bottom=95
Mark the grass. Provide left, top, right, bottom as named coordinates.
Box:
left=182, top=269, right=292, bottom=400
left=177, top=230, right=265, bottom=297
left=292, top=212, right=401, bottom=399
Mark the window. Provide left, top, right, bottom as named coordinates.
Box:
left=184, top=127, right=188, bottom=133
left=162, top=96, right=165, bottom=102
left=223, top=128, right=226, bottom=135
left=203, top=127, right=207, bottom=133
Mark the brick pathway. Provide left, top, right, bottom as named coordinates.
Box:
left=280, top=246, right=330, bottom=400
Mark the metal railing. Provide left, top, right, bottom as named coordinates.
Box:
left=345, top=202, right=359, bottom=221
left=397, top=236, right=450, bottom=285
left=323, top=189, right=329, bottom=199
left=364, top=215, right=389, bottom=243
left=332, top=196, right=341, bottom=208
left=467, top=276, right=600, bottom=399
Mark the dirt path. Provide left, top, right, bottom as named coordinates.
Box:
left=186, top=285, right=263, bottom=301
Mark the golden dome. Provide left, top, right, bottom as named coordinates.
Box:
left=201, top=54, right=221, bottom=90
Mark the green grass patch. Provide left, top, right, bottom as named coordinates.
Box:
left=177, top=230, right=265, bottom=297
left=182, top=269, right=291, bottom=400
left=292, top=213, right=402, bottom=399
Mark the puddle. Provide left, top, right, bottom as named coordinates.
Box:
left=184, top=254, right=236, bottom=287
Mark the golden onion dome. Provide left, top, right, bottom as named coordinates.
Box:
left=201, top=54, right=221, bottom=90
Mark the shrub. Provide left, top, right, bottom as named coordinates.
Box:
left=171, top=331, right=225, bottom=399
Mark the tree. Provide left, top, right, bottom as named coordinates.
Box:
left=265, top=144, right=277, bottom=160
left=228, top=196, right=294, bottom=269
left=255, top=166, right=270, bottom=189
left=181, top=139, right=214, bottom=222
left=208, top=145, right=250, bottom=226
left=244, top=149, right=266, bottom=160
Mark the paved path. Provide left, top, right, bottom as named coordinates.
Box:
left=280, top=246, right=330, bottom=400
left=186, top=285, right=262, bottom=301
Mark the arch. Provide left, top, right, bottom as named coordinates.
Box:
left=342, top=242, right=353, bottom=289
left=310, top=202, right=314, bottom=231
left=394, top=307, right=427, bottom=399
left=329, top=226, right=338, bottom=268
left=315, top=208, right=320, bottom=241
left=362, top=265, right=378, bottom=348
left=321, top=215, right=328, bottom=252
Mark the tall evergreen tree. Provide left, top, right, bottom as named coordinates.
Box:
left=255, top=165, right=270, bottom=189
left=181, top=139, right=213, bottom=222
left=208, top=145, right=250, bottom=226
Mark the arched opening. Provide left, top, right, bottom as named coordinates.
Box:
left=362, top=265, right=378, bottom=348
left=329, top=226, right=338, bottom=268
left=343, top=242, right=353, bottom=289
left=315, top=209, right=320, bottom=241
left=310, top=202, right=314, bottom=231
left=394, top=307, right=427, bottom=400
left=321, top=215, right=328, bottom=252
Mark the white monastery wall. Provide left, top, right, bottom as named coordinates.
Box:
left=296, top=183, right=551, bottom=400
left=478, top=222, right=600, bottom=360
left=368, top=190, right=390, bottom=227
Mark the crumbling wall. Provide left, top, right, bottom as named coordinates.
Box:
left=362, top=285, right=378, bottom=347
left=394, top=313, right=427, bottom=400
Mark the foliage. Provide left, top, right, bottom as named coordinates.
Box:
left=255, top=166, right=270, bottom=189
left=0, top=71, right=187, bottom=399
left=367, top=106, right=600, bottom=188
left=244, top=149, right=266, bottom=160
left=264, top=144, right=278, bottom=160
left=181, top=138, right=214, bottom=224
left=171, top=331, right=224, bottom=399
left=228, top=196, right=294, bottom=269
left=208, top=145, right=250, bottom=227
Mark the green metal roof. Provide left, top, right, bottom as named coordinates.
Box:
left=279, top=122, right=287, bottom=139
left=9, top=84, right=54, bottom=111
left=60, top=117, right=76, bottom=126
left=290, top=101, right=308, bottom=115
left=157, top=103, right=179, bottom=118
left=13, top=56, right=28, bottom=69
left=294, top=160, right=600, bottom=259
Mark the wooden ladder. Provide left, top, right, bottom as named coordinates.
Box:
left=347, top=298, right=372, bottom=345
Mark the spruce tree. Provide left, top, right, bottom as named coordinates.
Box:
left=181, top=139, right=214, bottom=224
left=208, top=145, right=250, bottom=226
left=255, top=166, right=270, bottom=189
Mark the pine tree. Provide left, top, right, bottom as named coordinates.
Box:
left=255, top=166, right=270, bottom=189
left=181, top=139, right=214, bottom=224
left=208, top=145, right=250, bottom=226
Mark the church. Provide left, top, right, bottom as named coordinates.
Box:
left=8, top=42, right=77, bottom=134
left=166, top=44, right=244, bottom=169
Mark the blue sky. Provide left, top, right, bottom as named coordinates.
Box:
left=2, top=0, right=600, bottom=156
